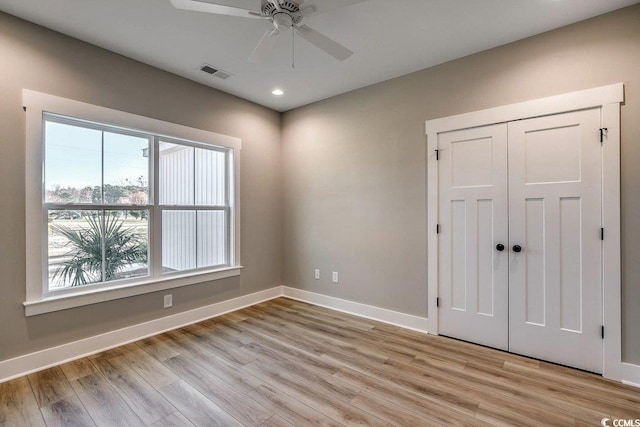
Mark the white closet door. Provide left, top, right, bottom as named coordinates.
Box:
left=508, top=109, right=603, bottom=373
left=438, top=124, right=509, bottom=350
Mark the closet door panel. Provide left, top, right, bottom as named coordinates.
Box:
left=508, top=108, right=603, bottom=373
left=438, top=124, right=509, bottom=350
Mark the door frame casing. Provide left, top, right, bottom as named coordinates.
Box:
left=425, top=83, right=624, bottom=380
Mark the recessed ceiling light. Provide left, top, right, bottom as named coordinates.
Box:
left=272, top=89, right=284, bottom=96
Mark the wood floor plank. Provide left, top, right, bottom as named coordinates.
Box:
left=242, top=362, right=388, bottom=427
left=223, top=311, right=250, bottom=323
left=90, top=355, right=175, bottom=425
left=260, top=414, right=294, bottom=427
left=136, top=334, right=181, bottom=362
left=149, top=412, right=194, bottom=427
left=164, top=328, right=253, bottom=368
left=162, top=354, right=272, bottom=426
left=463, top=360, right=638, bottom=417
left=382, top=353, right=602, bottom=425
left=273, top=300, right=375, bottom=332
left=0, top=377, right=46, bottom=427
left=39, top=395, right=95, bottom=427
left=350, top=390, right=447, bottom=427
left=158, top=380, right=242, bottom=427
left=242, top=339, right=341, bottom=378
left=257, top=311, right=406, bottom=366
left=177, top=324, right=256, bottom=366
left=28, top=367, right=75, bottom=409
left=116, top=343, right=180, bottom=389
left=503, top=359, right=640, bottom=402
left=406, top=353, right=610, bottom=425
left=235, top=314, right=327, bottom=357
left=159, top=331, right=263, bottom=394
left=246, top=383, right=343, bottom=427
left=333, top=366, right=482, bottom=426
left=71, top=373, right=146, bottom=427
left=254, top=304, right=417, bottom=363
left=195, top=318, right=253, bottom=348
left=60, top=359, right=98, bottom=382
left=87, top=348, right=124, bottom=361
left=241, top=346, right=361, bottom=404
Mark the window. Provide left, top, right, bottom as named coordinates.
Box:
left=45, top=116, right=152, bottom=289
left=24, top=90, right=241, bottom=315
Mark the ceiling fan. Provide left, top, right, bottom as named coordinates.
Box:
left=170, top=0, right=361, bottom=64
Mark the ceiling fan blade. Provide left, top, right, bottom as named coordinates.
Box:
left=293, top=5, right=316, bottom=18
left=170, top=0, right=263, bottom=19
left=295, top=25, right=353, bottom=61
left=249, top=29, right=281, bottom=63
left=303, top=0, right=367, bottom=15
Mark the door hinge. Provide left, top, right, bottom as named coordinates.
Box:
left=435, top=149, right=440, bottom=160
left=436, top=297, right=440, bottom=308
left=23, top=106, right=26, bottom=112
left=601, top=228, right=605, bottom=241
left=436, top=224, right=441, bottom=234
left=599, top=128, right=608, bottom=143
left=601, top=325, right=605, bottom=339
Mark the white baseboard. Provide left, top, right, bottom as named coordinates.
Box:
left=3, top=283, right=634, bottom=390
left=621, top=362, right=640, bottom=389
left=0, top=286, right=282, bottom=384
left=281, top=286, right=429, bottom=333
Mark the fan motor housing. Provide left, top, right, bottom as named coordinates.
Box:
left=261, top=0, right=303, bottom=24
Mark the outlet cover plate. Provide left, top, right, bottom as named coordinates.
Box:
left=164, top=294, right=173, bottom=308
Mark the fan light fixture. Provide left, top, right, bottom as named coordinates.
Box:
left=272, top=89, right=285, bottom=96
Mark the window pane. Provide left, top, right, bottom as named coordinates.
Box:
left=104, top=210, right=149, bottom=281
left=103, top=132, right=150, bottom=204
left=159, top=142, right=194, bottom=205
left=45, top=121, right=101, bottom=204
left=48, top=210, right=103, bottom=288
left=162, top=210, right=196, bottom=272
left=197, top=210, right=227, bottom=268
left=195, top=148, right=226, bottom=206
left=48, top=210, right=149, bottom=290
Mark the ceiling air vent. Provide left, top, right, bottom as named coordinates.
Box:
left=200, top=64, right=232, bottom=80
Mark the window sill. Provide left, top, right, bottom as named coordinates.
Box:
left=23, top=266, right=243, bottom=317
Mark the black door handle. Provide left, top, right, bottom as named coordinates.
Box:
left=512, top=245, right=522, bottom=253
left=496, top=243, right=505, bottom=251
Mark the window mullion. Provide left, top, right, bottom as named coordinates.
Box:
left=152, top=136, right=162, bottom=279
left=193, top=147, right=199, bottom=269
left=101, top=130, right=105, bottom=204
left=226, top=149, right=233, bottom=266
left=101, top=210, right=106, bottom=283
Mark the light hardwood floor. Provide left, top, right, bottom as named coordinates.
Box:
left=2, top=297, right=639, bottom=426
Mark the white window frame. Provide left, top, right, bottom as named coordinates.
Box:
left=24, top=90, right=242, bottom=316
left=425, top=83, right=623, bottom=380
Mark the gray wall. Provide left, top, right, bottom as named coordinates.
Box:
left=281, top=5, right=640, bottom=364
left=0, top=12, right=282, bottom=361
left=2, top=4, right=639, bottom=367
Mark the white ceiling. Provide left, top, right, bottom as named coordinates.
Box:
left=0, top=0, right=637, bottom=111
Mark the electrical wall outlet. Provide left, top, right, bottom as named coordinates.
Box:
left=332, top=272, right=339, bottom=283
left=314, top=269, right=320, bottom=280
left=164, top=294, right=173, bottom=308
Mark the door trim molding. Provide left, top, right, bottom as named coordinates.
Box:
left=425, top=83, right=624, bottom=380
